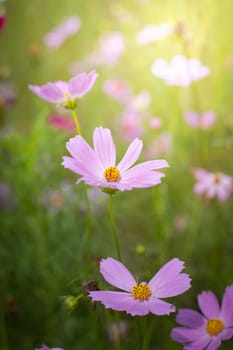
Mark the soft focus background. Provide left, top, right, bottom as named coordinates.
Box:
left=0, top=0, right=233, bottom=349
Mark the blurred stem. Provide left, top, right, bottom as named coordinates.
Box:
left=109, top=195, right=122, bottom=261
left=71, top=109, right=93, bottom=275
left=71, top=109, right=82, bottom=135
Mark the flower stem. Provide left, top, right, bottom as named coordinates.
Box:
left=109, top=195, right=122, bottom=261
left=71, top=109, right=82, bottom=135
left=71, top=109, right=93, bottom=275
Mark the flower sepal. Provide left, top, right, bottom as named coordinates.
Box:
left=100, top=187, right=118, bottom=195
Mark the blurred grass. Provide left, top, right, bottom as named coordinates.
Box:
left=0, top=0, right=233, bottom=349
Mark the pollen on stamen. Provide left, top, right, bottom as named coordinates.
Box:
left=131, top=282, right=151, bottom=301
left=206, top=319, right=224, bottom=336
left=104, top=166, right=120, bottom=182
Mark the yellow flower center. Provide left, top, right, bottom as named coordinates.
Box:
left=64, top=91, right=70, bottom=98
left=131, top=282, right=151, bottom=301
left=104, top=166, right=120, bottom=182
left=214, top=173, right=221, bottom=184
left=206, top=319, right=224, bottom=336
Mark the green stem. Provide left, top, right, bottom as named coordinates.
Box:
left=71, top=109, right=93, bottom=275
left=109, top=195, right=122, bottom=261
left=71, top=109, right=82, bottom=135
left=84, top=184, right=92, bottom=276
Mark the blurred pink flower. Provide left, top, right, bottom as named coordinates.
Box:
left=29, top=70, right=98, bottom=109
left=145, top=132, right=172, bottom=158
left=136, top=23, right=173, bottom=45
left=151, top=55, right=210, bottom=86
left=171, top=286, right=233, bottom=350
left=89, top=257, right=191, bottom=316
left=193, top=168, right=233, bottom=202
left=120, top=108, right=144, bottom=140
left=103, top=78, right=131, bottom=103
left=0, top=82, right=17, bottom=107
left=127, top=91, right=151, bottom=112
left=62, top=126, right=169, bottom=192
left=107, top=321, right=129, bottom=343
left=48, top=115, right=76, bottom=132
left=35, top=345, right=63, bottom=350
left=184, top=111, right=216, bottom=129
left=69, top=32, right=125, bottom=75
left=44, top=16, right=81, bottom=49
left=149, top=117, right=162, bottom=129
left=0, top=16, right=6, bottom=31
left=98, top=32, right=125, bottom=66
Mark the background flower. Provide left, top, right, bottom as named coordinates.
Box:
left=171, top=286, right=233, bottom=349
left=151, top=55, right=210, bottom=86
left=193, top=168, right=233, bottom=202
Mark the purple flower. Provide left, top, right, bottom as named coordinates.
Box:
left=184, top=111, right=216, bottom=129
left=44, top=16, right=81, bottom=49
left=171, top=286, right=233, bottom=350
left=62, top=126, right=169, bottom=192
left=35, top=345, right=63, bottom=350
left=89, top=257, right=191, bottom=316
left=193, top=168, right=233, bottom=202
left=151, top=55, right=210, bottom=87
left=29, top=70, right=98, bottom=109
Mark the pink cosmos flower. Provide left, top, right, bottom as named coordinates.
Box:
left=62, top=126, right=169, bottom=192
left=184, top=111, right=216, bottom=129
left=136, top=23, right=173, bottom=45
left=44, top=16, right=81, bottom=49
left=145, top=132, right=172, bottom=158
left=89, top=257, right=191, bottom=316
left=48, top=115, right=76, bottom=132
left=35, top=345, right=63, bottom=350
left=151, top=55, right=210, bottom=87
left=171, top=286, right=233, bottom=350
left=103, top=78, right=131, bottom=103
left=29, top=70, right=98, bottom=109
left=120, top=108, right=144, bottom=140
left=193, top=168, right=233, bottom=202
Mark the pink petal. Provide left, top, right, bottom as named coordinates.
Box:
left=198, top=291, right=220, bottom=319
left=100, top=257, right=136, bottom=291
left=68, top=70, right=98, bottom=98
left=221, top=328, right=233, bottom=340
left=29, top=83, right=65, bottom=103
left=148, top=258, right=191, bottom=298
left=183, top=336, right=211, bottom=350
left=148, top=298, right=176, bottom=315
left=117, top=138, right=143, bottom=173
left=93, top=127, right=116, bottom=168
left=220, top=285, right=233, bottom=327
left=121, top=170, right=163, bottom=189
left=206, top=335, right=221, bottom=350
left=89, top=291, right=136, bottom=312
left=171, top=326, right=207, bottom=343
left=123, top=159, right=168, bottom=179
left=64, top=135, right=103, bottom=178
left=176, top=308, right=205, bottom=328
left=124, top=299, right=150, bottom=316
